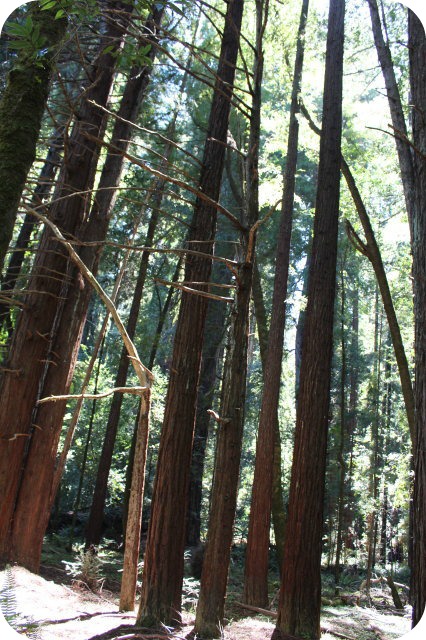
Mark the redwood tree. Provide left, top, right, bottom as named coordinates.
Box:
left=0, top=0, right=135, bottom=570
left=0, top=3, right=67, bottom=272
left=244, top=0, right=309, bottom=608
left=273, top=0, right=345, bottom=637
left=137, top=0, right=245, bottom=627
left=408, top=9, right=426, bottom=628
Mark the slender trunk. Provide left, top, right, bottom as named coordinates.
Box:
left=137, top=1, right=245, bottom=626
left=408, top=10, right=426, bottom=628
left=84, top=188, right=162, bottom=548
left=194, top=3, right=264, bottom=634
left=335, top=266, right=347, bottom=589
left=194, top=256, right=254, bottom=638
left=251, top=264, right=287, bottom=574
left=343, top=160, right=415, bottom=448
left=273, top=1, right=345, bottom=637
left=0, top=0, right=134, bottom=570
left=295, top=256, right=310, bottom=399
left=244, top=0, right=309, bottom=607
left=380, top=486, right=388, bottom=566
left=0, top=4, right=67, bottom=272
left=68, top=338, right=106, bottom=548
left=366, top=291, right=382, bottom=599
left=366, top=0, right=415, bottom=237
left=187, top=264, right=231, bottom=547
left=119, top=388, right=151, bottom=612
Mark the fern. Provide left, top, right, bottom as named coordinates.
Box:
left=0, top=566, right=42, bottom=639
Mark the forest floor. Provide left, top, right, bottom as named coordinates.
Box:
left=0, top=539, right=412, bottom=640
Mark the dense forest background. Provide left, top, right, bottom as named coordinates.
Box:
left=0, top=1, right=425, bottom=639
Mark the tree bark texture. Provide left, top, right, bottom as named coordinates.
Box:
left=3, top=3, right=164, bottom=571
left=0, top=0, right=135, bottom=570
left=274, top=1, right=345, bottom=637
left=408, top=10, right=426, bottom=628
left=194, top=259, right=254, bottom=638
left=137, top=0, right=245, bottom=627
left=186, top=264, right=231, bottom=547
left=244, top=0, right=309, bottom=608
left=0, top=123, right=65, bottom=333
left=0, top=4, right=67, bottom=273
left=119, top=388, right=151, bottom=612
left=193, top=1, right=263, bottom=633
left=251, top=262, right=287, bottom=574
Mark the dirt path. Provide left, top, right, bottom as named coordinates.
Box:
left=0, top=566, right=412, bottom=640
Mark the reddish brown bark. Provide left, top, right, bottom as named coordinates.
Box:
left=274, top=0, right=345, bottom=637
left=119, top=388, right=151, bottom=612
left=408, top=10, right=426, bottom=628
left=193, top=2, right=264, bottom=635
left=137, top=0, right=245, bottom=627
left=244, top=0, right=309, bottom=608
left=4, top=4, right=163, bottom=572
left=0, top=0, right=134, bottom=569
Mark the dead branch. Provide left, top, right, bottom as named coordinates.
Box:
left=26, top=209, right=153, bottom=389
left=82, top=133, right=245, bottom=232
left=234, top=600, right=277, bottom=617
left=344, top=219, right=369, bottom=257
left=154, top=277, right=234, bottom=303
left=37, top=386, right=148, bottom=405
left=246, top=198, right=282, bottom=263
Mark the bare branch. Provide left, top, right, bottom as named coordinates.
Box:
left=37, top=386, right=148, bottom=405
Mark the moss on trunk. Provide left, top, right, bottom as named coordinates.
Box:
left=0, top=5, right=67, bottom=272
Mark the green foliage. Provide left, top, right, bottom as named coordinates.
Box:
left=62, top=547, right=104, bottom=591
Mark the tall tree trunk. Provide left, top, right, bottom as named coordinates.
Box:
left=366, top=0, right=415, bottom=237
left=335, top=264, right=347, bottom=589
left=193, top=3, right=264, bottom=635
left=408, top=10, right=426, bottom=628
left=136, top=0, right=245, bottom=627
left=342, top=161, right=415, bottom=447
left=244, top=0, right=309, bottom=607
left=0, top=0, right=135, bottom=570
left=119, top=387, right=151, bottom=612
left=366, top=290, right=382, bottom=599
left=273, top=1, right=345, bottom=637
left=251, top=263, right=287, bottom=575
left=0, top=123, right=65, bottom=333
left=6, top=3, right=163, bottom=571
left=0, top=4, right=67, bottom=272
left=186, top=262, right=231, bottom=547
left=86, top=21, right=197, bottom=546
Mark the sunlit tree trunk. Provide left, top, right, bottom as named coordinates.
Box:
left=193, top=3, right=264, bottom=635
left=273, top=0, right=345, bottom=637
left=137, top=0, right=245, bottom=626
